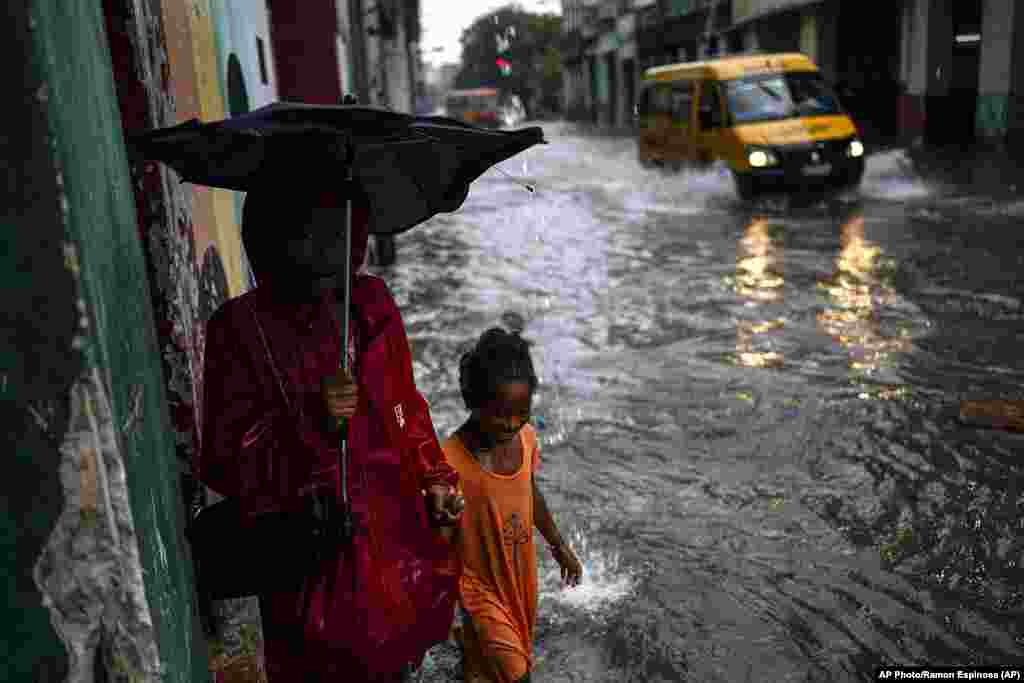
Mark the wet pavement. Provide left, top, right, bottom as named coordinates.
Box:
left=375, top=123, right=1024, bottom=682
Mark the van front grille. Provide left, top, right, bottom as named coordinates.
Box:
left=777, top=138, right=850, bottom=167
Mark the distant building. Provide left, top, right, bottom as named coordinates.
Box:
left=722, top=0, right=1021, bottom=146
left=263, top=0, right=420, bottom=113
left=572, top=0, right=1023, bottom=147
left=560, top=0, right=588, bottom=120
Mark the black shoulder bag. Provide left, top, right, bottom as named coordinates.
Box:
left=187, top=300, right=356, bottom=607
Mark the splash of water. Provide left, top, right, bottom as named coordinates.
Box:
left=860, top=149, right=933, bottom=200
left=541, top=526, right=637, bottom=614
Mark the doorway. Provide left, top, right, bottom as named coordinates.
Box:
left=949, top=0, right=983, bottom=143
left=835, top=3, right=902, bottom=141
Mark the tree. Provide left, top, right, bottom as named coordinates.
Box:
left=454, top=4, right=562, bottom=117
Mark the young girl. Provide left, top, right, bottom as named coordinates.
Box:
left=441, top=328, right=583, bottom=683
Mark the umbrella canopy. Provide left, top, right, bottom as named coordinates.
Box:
left=129, top=101, right=546, bottom=235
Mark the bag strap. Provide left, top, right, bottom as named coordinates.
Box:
left=240, top=298, right=293, bottom=414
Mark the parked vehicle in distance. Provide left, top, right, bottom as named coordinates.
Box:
left=636, top=52, right=865, bottom=199
left=444, top=88, right=503, bottom=128
left=444, top=88, right=525, bottom=129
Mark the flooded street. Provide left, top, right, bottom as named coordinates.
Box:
left=378, top=123, right=1024, bottom=682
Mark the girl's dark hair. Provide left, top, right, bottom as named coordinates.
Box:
left=459, top=327, right=537, bottom=410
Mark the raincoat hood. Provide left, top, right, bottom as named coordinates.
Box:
left=242, top=183, right=370, bottom=293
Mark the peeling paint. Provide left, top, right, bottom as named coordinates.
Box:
left=15, top=1, right=215, bottom=679
left=32, top=367, right=162, bottom=681
left=122, top=383, right=145, bottom=433
left=153, top=497, right=169, bottom=574
left=118, top=0, right=204, bottom=476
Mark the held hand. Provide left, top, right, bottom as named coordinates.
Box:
left=551, top=543, right=583, bottom=588
left=321, top=368, right=359, bottom=424
left=424, top=484, right=465, bottom=528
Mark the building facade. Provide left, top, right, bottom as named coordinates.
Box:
left=561, top=0, right=589, bottom=120
left=573, top=0, right=1024, bottom=147
left=361, top=0, right=420, bottom=111
left=264, top=0, right=419, bottom=112
left=565, top=0, right=650, bottom=128
left=899, top=0, right=1023, bottom=146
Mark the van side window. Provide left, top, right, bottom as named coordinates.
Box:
left=653, top=84, right=672, bottom=116
left=670, top=82, right=694, bottom=125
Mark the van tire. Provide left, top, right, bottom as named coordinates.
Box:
left=732, top=172, right=758, bottom=201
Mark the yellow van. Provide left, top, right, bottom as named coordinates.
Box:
left=636, top=53, right=865, bottom=199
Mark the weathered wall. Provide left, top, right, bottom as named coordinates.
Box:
left=266, top=0, right=344, bottom=104
left=162, top=0, right=246, bottom=301
left=210, top=0, right=279, bottom=267
left=212, top=0, right=278, bottom=110
left=362, top=0, right=417, bottom=110
left=385, top=1, right=415, bottom=112
left=1, top=4, right=79, bottom=679
left=3, top=0, right=209, bottom=680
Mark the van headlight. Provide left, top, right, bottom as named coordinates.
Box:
left=846, top=139, right=864, bottom=158
left=747, top=147, right=779, bottom=168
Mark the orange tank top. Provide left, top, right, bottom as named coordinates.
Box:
left=442, top=425, right=541, bottom=652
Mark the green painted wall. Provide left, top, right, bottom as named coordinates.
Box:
left=3, top=1, right=208, bottom=680
left=976, top=93, right=1010, bottom=138
left=1, top=6, right=74, bottom=678
left=595, top=56, right=610, bottom=103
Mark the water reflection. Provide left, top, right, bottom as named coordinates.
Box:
left=392, top=126, right=1024, bottom=679
left=734, top=216, right=786, bottom=368
left=817, top=211, right=910, bottom=380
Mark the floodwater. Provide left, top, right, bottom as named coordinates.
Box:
left=379, top=124, right=1024, bottom=682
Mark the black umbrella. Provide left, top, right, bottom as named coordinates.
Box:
left=130, top=99, right=545, bottom=373
left=129, top=101, right=546, bottom=235
left=134, top=102, right=543, bottom=598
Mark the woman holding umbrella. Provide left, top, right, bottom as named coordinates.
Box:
left=131, top=100, right=545, bottom=680
left=200, top=180, right=465, bottom=681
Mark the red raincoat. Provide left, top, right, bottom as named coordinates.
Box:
left=200, top=216, right=459, bottom=680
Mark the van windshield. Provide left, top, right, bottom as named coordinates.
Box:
left=723, top=72, right=842, bottom=124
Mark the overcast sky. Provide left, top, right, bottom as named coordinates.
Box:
left=420, top=0, right=562, bottom=67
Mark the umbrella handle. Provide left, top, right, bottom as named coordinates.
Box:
left=337, top=146, right=355, bottom=507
